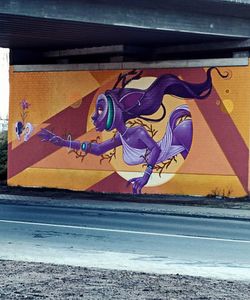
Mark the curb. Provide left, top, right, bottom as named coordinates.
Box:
left=0, top=194, right=250, bottom=221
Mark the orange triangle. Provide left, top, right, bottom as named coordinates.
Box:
left=179, top=101, right=235, bottom=175
left=90, top=70, right=121, bottom=86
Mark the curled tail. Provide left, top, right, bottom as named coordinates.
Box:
left=156, top=105, right=192, bottom=162
left=169, top=104, right=193, bottom=155
left=169, top=105, right=191, bottom=131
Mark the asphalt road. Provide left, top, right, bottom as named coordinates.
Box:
left=0, top=202, right=250, bottom=281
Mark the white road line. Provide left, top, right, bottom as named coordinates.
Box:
left=0, top=219, right=250, bottom=243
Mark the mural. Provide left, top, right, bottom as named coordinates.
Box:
left=38, top=68, right=227, bottom=194
left=7, top=65, right=250, bottom=197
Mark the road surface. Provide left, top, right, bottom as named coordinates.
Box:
left=0, top=202, right=250, bottom=281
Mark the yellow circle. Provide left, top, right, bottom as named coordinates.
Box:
left=101, top=77, right=189, bottom=187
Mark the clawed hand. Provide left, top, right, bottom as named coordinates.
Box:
left=127, top=173, right=150, bottom=194
left=38, top=128, right=65, bottom=147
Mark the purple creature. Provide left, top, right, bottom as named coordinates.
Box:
left=39, top=68, right=227, bottom=194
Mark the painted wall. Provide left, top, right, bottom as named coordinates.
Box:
left=8, top=66, right=250, bottom=197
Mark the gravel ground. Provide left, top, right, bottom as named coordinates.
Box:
left=1, top=184, right=250, bottom=299
left=0, top=260, right=250, bottom=300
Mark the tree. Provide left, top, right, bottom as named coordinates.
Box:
left=0, top=131, right=7, bottom=181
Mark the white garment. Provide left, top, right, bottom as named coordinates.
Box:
left=120, top=121, right=185, bottom=166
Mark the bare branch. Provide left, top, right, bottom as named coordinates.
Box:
left=153, top=156, right=177, bottom=177
left=126, top=119, right=158, bottom=138
left=100, top=131, right=117, bottom=164
left=100, top=148, right=116, bottom=164
left=112, top=69, right=143, bottom=89
left=68, top=149, right=88, bottom=162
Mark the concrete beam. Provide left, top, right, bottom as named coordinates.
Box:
left=44, top=46, right=125, bottom=58
left=1, top=0, right=250, bottom=39
left=44, top=45, right=147, bottom=58
left=233, top=51, right=250, bottom=58
left=13, top=57, right=248, bottom=72
left=155, top=39, right=250, bottom=55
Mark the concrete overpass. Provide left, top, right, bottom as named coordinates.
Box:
left=4, top=0, right=250, bottom=197
left=1, top=0, right=250, bottom=63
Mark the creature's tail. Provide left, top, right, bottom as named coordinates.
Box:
left=169, top=105, right=191, bottom=131
left=156, top=105, right=192, bottom=162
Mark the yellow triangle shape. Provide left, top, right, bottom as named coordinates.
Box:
left=8, top=168, right=114, bottom=191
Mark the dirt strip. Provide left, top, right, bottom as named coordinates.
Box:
left=0, top=260, right=249, bottom=300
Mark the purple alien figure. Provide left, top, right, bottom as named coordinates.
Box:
left=39, top=68, right=227, bottom=194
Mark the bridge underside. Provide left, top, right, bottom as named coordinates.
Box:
left=1, top=0, right=250, bottom=63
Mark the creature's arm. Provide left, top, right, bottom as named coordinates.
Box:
left=39, top=128, right=122, bottom=155
left=39, top=129, right=81, bottom=150
left=82, top=135, right=122, bottom=155
left=128, top=128, right=160, bottom=194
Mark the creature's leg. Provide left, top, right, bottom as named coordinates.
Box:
left=172, top=119, right=193, bottom=158
left=179, top=149, right=189, bottom=159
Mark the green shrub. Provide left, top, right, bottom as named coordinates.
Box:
left=0, top=131, right=7, bottom=181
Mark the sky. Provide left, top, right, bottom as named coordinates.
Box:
left=0, top=48, right=9, bottom=119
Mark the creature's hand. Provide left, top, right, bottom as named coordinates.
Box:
left=38, top=129, right=66, bottom=147
left=127, top=173, right=150, bottom=194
